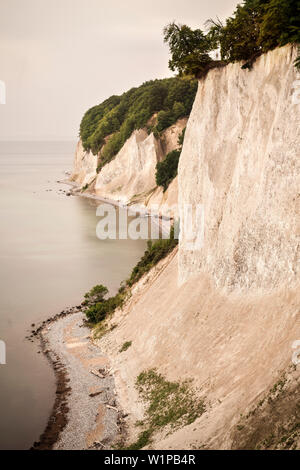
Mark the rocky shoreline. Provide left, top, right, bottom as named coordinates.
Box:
left=25, top=183, right=149, bottom=450
left=27, top=306, right=79, bottom=450
left=27, top=309, right=127, bottom=450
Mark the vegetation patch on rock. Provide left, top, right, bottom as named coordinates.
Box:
left=119, top=341, right=132, bottom=353
left=83, top=227, right=178, bottom=324
left=80, top=78, right=197, bottom=165
left=155, top=127, right=185, bottom=192
left=231, top=368, right=300, bottom=450
left=125, top=369, right=206, bottom=450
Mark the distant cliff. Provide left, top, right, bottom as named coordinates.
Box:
left=70, top=77, right=199, bottom=217
left=71, top=117, right=186, bottom=217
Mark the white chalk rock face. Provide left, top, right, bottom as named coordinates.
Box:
left=159, top=118, right=187, bottom=155
left=70, top=118, right=187, bottom=217
left=145, top=177, right=179, bottom=219
left=179, top=45, right=300, bottom=291
left=70, top=140, right=98, bottom=187
left=95, top=129, right=162, bottom=204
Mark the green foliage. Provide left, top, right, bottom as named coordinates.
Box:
left=258, top=0, right=300, bottom=51
left=213, top=0, right=300, bottom=63
left=125, top=430, right=153, bottom=450
left=126, top=227, right=178, bottom=287
left=83, top=284, right=108, bottom=306
left=80, top=77, right=197, bottom=164
left=155, top=150, right=181, bottom=191
left=119, top=341, right=132, bottom=353
left=211, top=1, right=264, bottom=63
left=163, top=22, right=213, bottom=76
left=84, top=228, right=178, bottom=324
left=177, top=127, right=186, bottom=147
left=84, top=285, right=125, bottom=324
left=295, top=49, right=300, bottom=69
left=155, top=127, right=186, bottom=192
left=125, top=369, right=205, bottom=449
left=166, top=1, right=300, bottom=75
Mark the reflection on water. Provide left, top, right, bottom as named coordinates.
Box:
left=0, top=143, right=146, bottom=449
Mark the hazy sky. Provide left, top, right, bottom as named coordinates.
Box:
left=0, top=0, right=238, bottom=141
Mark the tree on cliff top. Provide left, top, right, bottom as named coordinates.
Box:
left=208, top=1, right=264, bottom=63
left=164, top=0, right=300, bottom=74
left=163, top=22, right=213, bottom=76
left=83, top=284, right=108, bottom=306
left=258, top=0, right=300, bottom=51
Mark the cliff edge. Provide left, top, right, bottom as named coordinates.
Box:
left=179, top=44, right=300, bottom=292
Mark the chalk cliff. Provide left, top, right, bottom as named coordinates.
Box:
left=94, top=129, right=160, bottom=204
left=71, top=119, right=187, bottom=215
left=94, top=45, right=300, bottom=450
left=70, top=140, right=98, bottom=187
left=179, top=44, right=300, bottom=291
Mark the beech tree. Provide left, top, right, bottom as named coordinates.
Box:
left=84, top=284, right=108, bottom=306
left=258, top=0, right=300, bottom=51
left=163, top=22, right=212, bottom=76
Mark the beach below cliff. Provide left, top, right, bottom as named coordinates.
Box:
left=31, top=312, right=127, bottom=450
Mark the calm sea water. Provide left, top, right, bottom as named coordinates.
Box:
left=0, top=142, right=146, bottom=450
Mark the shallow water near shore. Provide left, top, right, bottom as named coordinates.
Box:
left=0, top=142, right=146, bottom=450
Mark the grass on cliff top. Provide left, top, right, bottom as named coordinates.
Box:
left=124, top=369, right=206, bottom=450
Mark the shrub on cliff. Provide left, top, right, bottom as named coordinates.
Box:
left=155, top=149, right=181, bottom=192
left=155, top=127, right=186, bottom=192
left=84, top=227, right=178, bottom=324
left=83, top=284, right=108, bottom=306
left=84, top=287, right=125, bottom=324
left=127, top=227, right=178, bottom=287
left=79, top=77, right=197, bottom=166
